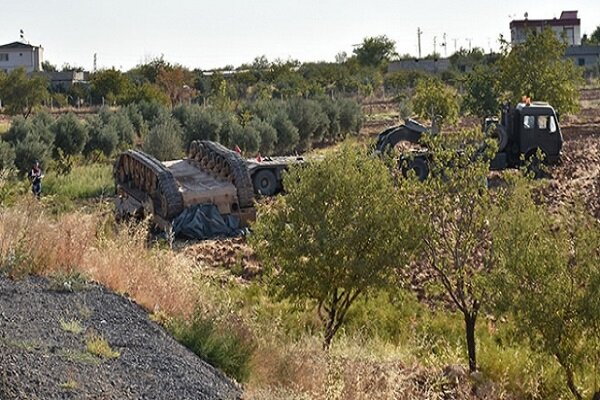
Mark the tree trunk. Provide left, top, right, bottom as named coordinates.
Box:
left=464, top=313, right=477, bottom=372
left=563, top=365, right=582, bottom=400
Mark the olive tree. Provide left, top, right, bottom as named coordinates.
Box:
left=491, top=184, right=600, bottom=400
left=250, top=145, right=417, bottom=349
left=143, top=115, right=183, bottom=161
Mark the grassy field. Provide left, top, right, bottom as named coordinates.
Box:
left=43, top=163, right=114, bottom=200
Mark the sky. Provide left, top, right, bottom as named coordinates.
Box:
left=2, top=0, right=599, bottom=71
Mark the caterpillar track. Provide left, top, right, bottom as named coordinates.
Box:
left=114, top=150, right=184, bottom=220
left=188, top=140, right=255, bottom=208
left=114, top=140, right=305, bottom=230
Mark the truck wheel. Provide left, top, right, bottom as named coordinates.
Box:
left=485, top=124, right=509, bottom=152
left=402, top=158, right=430, bottom=181
left=253, top=170, right=278, bottom=196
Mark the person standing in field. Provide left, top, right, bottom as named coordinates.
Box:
left=29, top=161, right=43, bottom=198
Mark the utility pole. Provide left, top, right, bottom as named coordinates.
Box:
left=443, top=33, right=447, bottom=57
left=433, top=36, right=437, bottom=56
left=453, top=38, right=458, bottom=52
left=93, top=53, right=97, bottom=72
left=417, top=27, right=422, bottom=59
left=466, top=38, right=472, bottom=51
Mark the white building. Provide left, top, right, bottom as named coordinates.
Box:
left=510, top=11, right=581, bottom=46
left=0, top=41, right=44, bottom=73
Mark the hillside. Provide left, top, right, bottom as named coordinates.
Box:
left=0, top=275, right=241, bottom=400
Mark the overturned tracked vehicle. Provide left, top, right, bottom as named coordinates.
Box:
left=113, top=140, right=304, bottom=228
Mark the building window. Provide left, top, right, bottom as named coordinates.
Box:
left=0, top=53, right=8, bottom=62
left=578, top=58, right=585, bottom=66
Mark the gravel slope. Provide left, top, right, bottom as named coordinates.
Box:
left=0, top=275, right=241, bottom=400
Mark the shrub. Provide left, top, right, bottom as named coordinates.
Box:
left=169, top=313, right=255, bottom=382
left=180, top=106, right=224, bottom=146
left=84, top=116, right=119, bottom=158
left=230, top=122, right=261, bottom=154
left=337, top=98, right=362, bottom=136
left=249, top=118, right=277, bottom=154
left=0, top=140, right=15, bottom=170
left=413, top=77, right=460, bottom=126
left=143, top=115, right=183, bottom=161
left=317, top=97, right=341, bottom=141
left=136, top=100, right=170, bottom=127
left=13, top=133, right=52, bottom=173
left=271, top=112, right=299, bottom=154
left=123, top=103, right=148, bottom=137
left=286, top=98, right=329, bottom=150
left=52, top=113, right=88, bottom=159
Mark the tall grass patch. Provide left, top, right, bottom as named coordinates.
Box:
left=169, top=312, right=255, bottom=383
left=44, top=163, right=114, bottom=200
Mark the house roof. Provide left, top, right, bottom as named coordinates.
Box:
left=510, top=10, right=580, bottom=29
left=0, top=41, right=39, bottom=50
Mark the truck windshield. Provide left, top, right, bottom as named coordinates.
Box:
left=537, top=115, right=557, bottom=133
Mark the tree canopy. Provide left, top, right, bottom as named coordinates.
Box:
left=0, top=68, right=49, bottom=118
left=352, top=35, right=398, bottom=68
left=499, top=28, right=583, bottom=114
left=250, top=145, right=417, bottom=349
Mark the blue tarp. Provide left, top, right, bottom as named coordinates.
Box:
left=172, top=204, right=243, bottom=239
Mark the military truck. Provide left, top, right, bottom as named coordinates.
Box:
left=113, top=140, right=304, bottom=228
left=375, top=101, right=563, bottom=180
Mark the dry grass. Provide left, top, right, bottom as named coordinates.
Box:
left=86, top=333, right=120, bottom=359
left=245, top=336, right=492, bottom=400
left=0, top=201, right=199, bottom=317
left=60, top=319, right=83, bottom=334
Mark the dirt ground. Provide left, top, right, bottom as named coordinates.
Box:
left=184, top=88, right=600, bottom=272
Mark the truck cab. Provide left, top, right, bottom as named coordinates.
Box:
left=486, top=101, right=563, bottom=170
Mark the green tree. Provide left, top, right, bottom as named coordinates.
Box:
left=286, top=98, right=329, bottom=150
left=499, top=28, right=583, bottom=114
left=491, top=187, right=600, bottom=400
left=0, top=68, right=49, bottom=117
left=83, top=115, right=119, bottom=158
left=588, top=25, right=600, bottom=44
left=52, top=113, right=88, bottom=157
left=248, top=118, right=277, bottom=154
left=250, top=145, right=416, bottom=349
left=353, top=35, right=398, bottom=68
left=463, top=65, right=502, bottom=118
left=5, top=113, right=55, bottom=172
left=41, top=60, right=58, bottom=72
left=90, top=68, right=133, bottom=105
left=143, top=116, right=183, bottom=161
left=413, top=78, right=460, bottom=126
left=411, top=133, right=498, bottom=372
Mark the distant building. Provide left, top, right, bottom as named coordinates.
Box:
left=387, top=58, right=451, bottom=74
left=510, top=11, right=581, bottom=46
left=565, top=45, right=600, bottom=69
left=35, top=71, right=89, bottom=90
left=0, top=41, right=44, bottom=73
